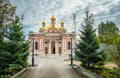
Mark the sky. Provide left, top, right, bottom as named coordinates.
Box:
left=10, top=0, right=120, bottom=38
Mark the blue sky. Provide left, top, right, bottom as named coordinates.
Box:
left=10, top=0, right=120, bottom=38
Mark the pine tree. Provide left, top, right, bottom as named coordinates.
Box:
left=75, top=10, right=106, bottom=68
left=0, top=0, right=16, bottom=76
left=1, top=16, right=29, bottom=77
left=0, top=1, right=29, bottom=77
left=7, top=16, right=24, bottom=42
left=6, top=16, right=29, bottom=67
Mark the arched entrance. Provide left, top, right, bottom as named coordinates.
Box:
left=51, top=41, right=55, bottom=54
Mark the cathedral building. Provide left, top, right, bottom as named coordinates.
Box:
left=29, top=15, right=75, bottom=54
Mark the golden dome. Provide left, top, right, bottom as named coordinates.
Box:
left=42, top=20, right=46, bottom=27
left=59, top=26, right=65, bottom=30
left=47, top=15, right=58, bottom=30
left=42, top=20, right=46, bottom=24
left=61, top=21, right=64, bottom=24
left=39, top=20, right=47, bottom=32
left=51, top=15, right=56, bottom=20
left=39, top=26, right=47, bottom=32
left=47, top=24, right=58, bottom=30
left=59, top=20, right=66, bottom=33
left=51, top=15, right=56, bottom=24
left=60, top=21, right=64, bottom=27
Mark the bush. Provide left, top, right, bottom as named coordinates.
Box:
left=4, top=64, right=23, bottom=76
left=89, top=66, right=120, bottom=78
left=0, top=75, right=11, bottom=78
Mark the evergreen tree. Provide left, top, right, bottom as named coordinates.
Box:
left=75, top=10, right=106, bottom=68
left=0, top=16, right=29, bottom=77
left=0, top=42, right=10, bottom=75
left=0, top=0, right=16, bottom=76
left=0, top=0, right=29, bottom=77
left=6, top=16, right=29, bottom=67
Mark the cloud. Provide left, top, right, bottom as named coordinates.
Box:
left=10, top=0, right=120, bottom=37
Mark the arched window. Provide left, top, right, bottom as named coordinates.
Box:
left=35, top=42, right=38, bottom=50
left=68, top=41, right=71, bottom=49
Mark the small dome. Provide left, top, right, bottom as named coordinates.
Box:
left=61, top=21, right=64, bottom=24
left=42, top=20, right=46, bottom=24
left=51, top=15, right=56, bottom=20
left=51, top=15, right=56, bottom=24
left=39, top=20, right=47, bottom=32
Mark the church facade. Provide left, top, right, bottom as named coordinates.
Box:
left=29, top=15, right=75, bottom=54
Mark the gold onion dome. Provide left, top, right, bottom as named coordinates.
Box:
left=59, top=21, right=66, bottom=30
left=48, top=15, right=58, bottom=30
left=51, top=15, right=56, bottom=20
left=42, top=20, right=46, bottom=24
left=40, top=20, right=47, bottom=31
left=48, top=24, right=58, bottom=29
left=61, top=21, right=64, bottom=24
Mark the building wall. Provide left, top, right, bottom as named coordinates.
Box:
left=29, top=34, right=75, bottom=54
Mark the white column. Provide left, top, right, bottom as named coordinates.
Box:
left=42, top=38, right=44, bottom=53
left=40, top=39, right=41, bottom=50
left=62, top=38, right=64, bottom=53
left=63, top=38, right=65, bottom=53
left=48, top=41, right=51, bottom=54
left=64, top=38, right=66, bottom=53
left=56, top=41, right=58, bottom=54
left=62, top=38, right=66, bottom=53
left=41, top=39, right=42, bottom=50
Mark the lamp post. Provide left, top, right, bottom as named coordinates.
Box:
left=70, top=34, right=73, bottom=66
left=32, top=34, right=34, bottom=66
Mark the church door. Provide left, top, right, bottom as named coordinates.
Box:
left=51, top=41, right=55, bottom=54
left=58, top=47, right=61, bottom=54
left=45, top=47, right=48, bottom=54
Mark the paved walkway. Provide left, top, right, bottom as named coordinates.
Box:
left=20, top=54, right=86, bottom=78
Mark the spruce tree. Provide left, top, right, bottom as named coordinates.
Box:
left=6, top=16, right=29, bottom=67
left=75, top=10, right=106, bottom=68
left=0, top=0, right=16, bottom=76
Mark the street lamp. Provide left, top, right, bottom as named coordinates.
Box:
left=70, top=34, right=73, bottom=66
left=31, top=34, right=34, bottom=66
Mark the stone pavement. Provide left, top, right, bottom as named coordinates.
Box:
left=19, top=54, right=86, bottom=78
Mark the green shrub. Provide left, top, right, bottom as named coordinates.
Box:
left=90, top=66, right=120, bottom=78
left=0, top=75, right=11, bottom=78
left=4, top=64, right=23, bottom=76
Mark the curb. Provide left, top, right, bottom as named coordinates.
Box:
left=11, top=67, right=30, bottom=78
left=73, top=65, right=102, bottom=78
